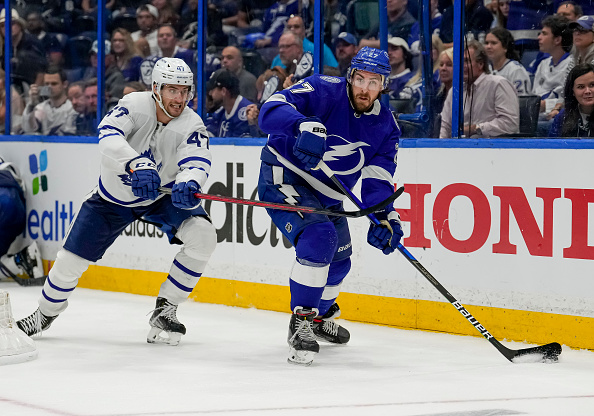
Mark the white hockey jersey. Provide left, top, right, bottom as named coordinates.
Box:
left=97, top=91, right=211, bottom=207
left=491, top=59, right=532, bottom=96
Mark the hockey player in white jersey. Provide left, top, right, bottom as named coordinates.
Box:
left=17, top=58, right=217, bottom=346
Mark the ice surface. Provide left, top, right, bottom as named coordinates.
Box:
left=0, top=284, right=593, bottom=416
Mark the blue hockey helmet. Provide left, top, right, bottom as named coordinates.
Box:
left=347, top=46, right=391, bottom=89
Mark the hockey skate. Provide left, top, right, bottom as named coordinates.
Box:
left=313, top=303, right=350, bottom=344
left=147, top=298, right=186, bottom=346
left=287, top=306, right=319, bottom=366
left=16, top=308, right=58, bottom=336
left=0, top=242, right=47, bottom=286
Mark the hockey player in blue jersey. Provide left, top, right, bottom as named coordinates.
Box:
left=17, top=58, right=217, bottom=346
left=257, top=47, right=404, bottom=365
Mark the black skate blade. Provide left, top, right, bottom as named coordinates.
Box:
left=510, top=342, right=562, bottom=363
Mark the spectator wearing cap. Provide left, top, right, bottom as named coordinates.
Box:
left=132, top=4, right=160, bottom=56
left=205, top=69, right=259, bottom=138
left=0, top=8, right=46, bottom=90
left=269, top=15, right=338, bottom=70
left=22, top=66, right=77, bottom=136
left=549, top=15, right=594, bottom=119
left=220, top=46, right=258, bottom=103
left=82, top=40, right=126, bottom=107
left=334, top=32, right=358, bottom=77
left=387, top=37, right=415, bottom=100
left=359, top=0, right=416, bottom=50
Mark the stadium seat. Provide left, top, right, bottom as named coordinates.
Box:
left=65, top=35, right=93, bottom=69
left=517, top=94, right=541, bottom=136
left=390, top=98, right=414, bottom=114
left=242, top=50, right=267, bottom=78
left=346, top=0, right=379, bottom=39
left=110, top=14, right=139, bottom=34
left=72, top=15, right=96, bottom=35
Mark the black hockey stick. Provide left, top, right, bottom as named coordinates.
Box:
left=317, top=161, right=562, bottom=363
left=0, top=261, right=47, bottom=287
left=158, top=186, right=403, bottom=218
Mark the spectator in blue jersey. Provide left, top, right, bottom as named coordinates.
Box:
left=408, top=0, right=442, bottom=57
left=533, top=15, right=572, bottom=132
left=253, top=0, right=302, bottom=49
left=550, top=63, right=594, bottom=137
left=155, top=24, right=194, bottom=69
left=257, top=47, right=403, bottom=365
left=334, top=32, right=358, bottom=77
left=205, top=69, right=259, bottom=138
left=359, top=0, right=416, bottom=50
left=387, top=37, right=415, bottom=100
left=440, top=0, right=493, bottom=46
left=269, top=15, right=338, bottom=71
left=485, top=27, right=532, bottom=96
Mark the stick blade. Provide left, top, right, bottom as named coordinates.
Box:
left=510, top=342, right=562, bottom=363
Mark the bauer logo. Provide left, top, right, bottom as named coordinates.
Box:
left=29, top=150, right=48, bottom=195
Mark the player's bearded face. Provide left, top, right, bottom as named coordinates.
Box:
left=161, top=85, right=190, bottom=117
left=350, top=71, right=382, bottom=112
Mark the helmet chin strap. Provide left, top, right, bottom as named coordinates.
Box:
left=154, top=91, right=177, bottom=119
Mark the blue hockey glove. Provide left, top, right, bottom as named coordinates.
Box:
left=367, top=212, right=403, bottom=255
left=294, top=117, right=327, bottom=171
left=126, top=156, right=160, bottom=200
left=171, top=180, right=201, bottom=209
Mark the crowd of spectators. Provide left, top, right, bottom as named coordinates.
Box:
left=1, top=0, right=594, bottom=138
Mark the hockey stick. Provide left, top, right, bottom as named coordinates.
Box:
left=316, top=161, right=562, bottom=363
left=0, top=261, right=46, bottom=287
left=158, top=186, right=404, bottom=218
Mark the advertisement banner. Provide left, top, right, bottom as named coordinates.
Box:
left=2, top=141, right=593, bottom=319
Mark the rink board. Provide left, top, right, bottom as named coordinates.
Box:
left=2, top=138, right=594, bottom=349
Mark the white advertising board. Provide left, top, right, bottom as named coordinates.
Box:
left=2, top=140, right=593, bottom=318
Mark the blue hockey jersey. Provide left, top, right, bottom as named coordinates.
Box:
left=206, top=96, right=254, bottom=138
left=259, top=74, right=401, bottom=210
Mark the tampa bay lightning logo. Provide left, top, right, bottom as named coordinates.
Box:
left=323, top=135, right=370, bottom=175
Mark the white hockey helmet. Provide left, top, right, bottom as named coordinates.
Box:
left=151, top=57, right=195, bottom=117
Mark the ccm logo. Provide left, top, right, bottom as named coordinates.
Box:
left=313, top=127, right=326, bottom=134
